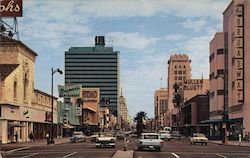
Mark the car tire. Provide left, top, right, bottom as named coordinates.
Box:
left=138, top=147, right=141, bottom=151
left=205, top=142, right=207, bottom=145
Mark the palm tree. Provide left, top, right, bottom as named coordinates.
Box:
left=135, top=111, right=147, bottom=137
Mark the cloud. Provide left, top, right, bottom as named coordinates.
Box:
left=106, top=32, right=158, bottom=50
left=179, top=19, right=207, bottom=32
left=165, top=34, right=187, bottom=41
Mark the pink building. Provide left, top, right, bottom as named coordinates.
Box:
left=209, top=0, right=250, bottom=139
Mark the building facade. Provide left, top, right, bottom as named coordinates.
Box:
left=209, top=0, right=250, bottom=140
left=167, top=54, right=191, bottom=127
left=65, top=36, right=120, bottom=116
left=181, top=94, right=209, bottom=137
left=154, top=88, right=168, bottom=128
left=119, top=94, right=128, bottom=123
left=0, top=36, right=59, bottom=143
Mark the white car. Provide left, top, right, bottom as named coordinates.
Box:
left=70, top=131, right=86, bottom=143
left=190, top=133, right=208, bottom=145
left=137, top=133, right=164, bottom=151
left=159, top=130, right=171, bottom=141
left=95, top=132, right=116, bottom=148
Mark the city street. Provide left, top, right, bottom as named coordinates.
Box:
left=1, top=138, right=250, bottom=158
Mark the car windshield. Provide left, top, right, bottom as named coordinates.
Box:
left=194, top=134, right=205, bottom=137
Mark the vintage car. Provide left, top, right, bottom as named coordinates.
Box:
left=95, top=132, right=116, bottom=148
left=171, top=131, right=182, bottom=140
left=70, top=131, right=86, bottom=143
left=159, top=130, right=171, bottom=141
left=137, top=133, right=164, bottom=151
left=90, top=133, right=100, bottom=142
left=190, top=133, right=208, bottom=145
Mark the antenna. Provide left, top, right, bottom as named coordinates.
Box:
left=160, top=78, right=162, bottom=89
left=0, top=17, right=19, bottom=40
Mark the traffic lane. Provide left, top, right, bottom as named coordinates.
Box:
left=134, top=151, right=176, bottom=158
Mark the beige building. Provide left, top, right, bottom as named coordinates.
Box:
left=154, top=88, right=168, bottom=128
left=119, top=94, right=128, bottom=123
left=209, top=0, right=250, bottom=139
left=0, top=36, right=59, bottom=144
left=167, top=54, right=191, bottom=127
left=99, top=106, right=116, bottom=130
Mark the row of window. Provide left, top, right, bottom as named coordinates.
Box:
left=174, top=65, right=186, bottom=69
left=174, top=76, right=186, bottom=81
left=174, top=70, right=186, bottom=75
left=209, top=69, right=224, bottom=80
left=65, top=63, right=117, bottom=66
left=209, top=49, right=224, bottom=63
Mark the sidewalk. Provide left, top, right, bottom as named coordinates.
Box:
left=210, top=140, right=250, bottom=147
left=2, top=137, right=69, bottom=147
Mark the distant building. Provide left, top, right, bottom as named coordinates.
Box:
left=119, top=89, right=128, bottom=123
left=154, top=88, right=168, bottom=128
left=65, top=36, right=120, bottom=116
left=209, top=0, right=250, bottom=140
left=167, top=54, right=191, bottom=127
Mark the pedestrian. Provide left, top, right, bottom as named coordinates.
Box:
left=46, top=133, right=50, bottom=145
left=14, top=131, right=18, bottom=142
left=29, top=131, right=35, bottom=141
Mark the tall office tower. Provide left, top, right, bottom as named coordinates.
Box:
left=209, top=0, right=250, bottom=139
left=65, top=36, right=120, bottom=116
left=167, top=54, right=191, bottom=127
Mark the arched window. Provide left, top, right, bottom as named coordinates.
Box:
left=14, top=81, right=17, bottom=99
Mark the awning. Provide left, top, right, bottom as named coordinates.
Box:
left=8, top=122, right=25, bottom=127
left=201, top=119, right=222, bottom=124
left=83, top=107, right=96, bottom=113
left=63, top=124, right=74, bottom=129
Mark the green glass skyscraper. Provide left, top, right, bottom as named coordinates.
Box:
left=65, top=36, right=120, bottom=116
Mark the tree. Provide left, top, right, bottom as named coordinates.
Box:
left=134, top=111, right=147, bottom=137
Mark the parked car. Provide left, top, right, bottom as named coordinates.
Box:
left=90, top=133, right=99, bottom=142
left=115, top=131, right=125, bottom=139
left=171, top=131, right=182, bottom=140
left=95, top=132, right=116, bottom=148
left=70, top=131, right=86, bottom=143
left=137, top=133, right=164, bottom=151
left=159, top=130, right=171, bottom=141
left=190, top=133, right=208, bottom=145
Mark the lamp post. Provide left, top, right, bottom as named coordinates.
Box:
left=215, top=74, right=228, bottom=144
left=50, top=67, right=63, bottom=144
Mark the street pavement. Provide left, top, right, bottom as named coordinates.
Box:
left=1, top=137, right=250, bottom=158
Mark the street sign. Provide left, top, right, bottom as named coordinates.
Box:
left=76, top=104, right=82, bottom=116
left=58, top=84, right=81, bottom=98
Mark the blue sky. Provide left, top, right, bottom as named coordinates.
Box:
left=17, top=0, right=230, bottom=118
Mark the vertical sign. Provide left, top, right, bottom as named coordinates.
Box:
left=234, top=5, right=244, bottom=103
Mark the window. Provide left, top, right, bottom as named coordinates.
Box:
left=174, top=71, right=177, bottom=75
left=217, top=49, right=224, bottom=55
left=217, top=90, right=224, bottom=95
left=217, top=69, right=224, bottom=76
left=175, top=65, right=177, bottom=69
left=209, top=53, right=215, bottom=62
left=178, top=71, right=182, bottom=74
left=14, top=81, right=17, bottom=99
left=0, top=105, right=1, bottom=117
left=184, top=65, right=186, bottom=69
left=178, top=76, right=182, bottom=80
left=174, top=76, right=177, bottom=80
left=209, top=72, right=215, bottom=80
left=179, top=65, right=181, bottom=69
left=23, top=73, right=28, bottom=101
left=183, top=71, right=186, bottom=74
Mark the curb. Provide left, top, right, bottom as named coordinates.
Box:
left=209, top=141, right=249, bottom=147
left=112, top=150, right=133, bottom=158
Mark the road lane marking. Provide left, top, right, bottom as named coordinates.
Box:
left=172, top=153, right=181, bottom=158
left=63, top=152, right=78, bottom=158
left=216, top=153, right=227, bottom=158
left=22, top=153, right=39, bottom=158
left=6, top=147, right=31, bottom=153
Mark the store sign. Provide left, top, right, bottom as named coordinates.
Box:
left=58, top=84, right=81, bottom=98
left=0, top=0, right=22, bottom=17
left=76, top=104, right=82, bottom=116
left=183, top=79, right=203, bottom=91
left=81, top=89, right=98, bottom=102
left=234, top=5, right=244, bottom=103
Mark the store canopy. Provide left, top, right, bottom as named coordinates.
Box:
left=201, top=119, right=222, bottom=124
left=8, top=122, right=25, bottom=127
left=63, top=124, right=74, bottom=129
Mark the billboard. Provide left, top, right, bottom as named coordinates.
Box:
left=58, top=84, right=81, bottom=98
left=0, top=0, right=23, bottom=17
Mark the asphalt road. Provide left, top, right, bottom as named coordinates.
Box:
left=1, top=138, right=250, bottom=158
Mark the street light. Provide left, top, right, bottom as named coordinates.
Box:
left=50, top=67, right=63, bottom=144
left=215, top=74, right=228, bottom=144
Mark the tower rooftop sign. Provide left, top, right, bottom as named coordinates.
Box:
left=0, top=0, right=23, bottom=17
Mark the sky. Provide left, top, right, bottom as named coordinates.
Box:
left=15, top=0, right=231, bottom=118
